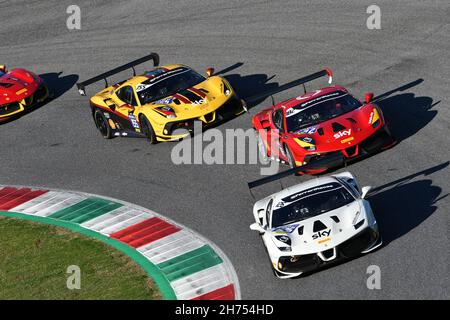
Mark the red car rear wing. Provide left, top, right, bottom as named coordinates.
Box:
left=247, top=152, right=344, bottom=190
left=245, top=67, right=333, bottom=104
left=76, top=53, right=159, bottom=96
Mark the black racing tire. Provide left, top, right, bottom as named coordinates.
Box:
left=94, top=109, right=113, bottom=139
left=284, top=144, right=297, bottom=169
left=256, top=130, right=271, bottom=165
left=139, top=114, right=157, bottom=144
left=285, top=144, right=305, bottom=175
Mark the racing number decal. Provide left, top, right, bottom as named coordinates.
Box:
left=128, top=114, right=140, bottom=131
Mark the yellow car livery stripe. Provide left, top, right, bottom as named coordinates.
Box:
left=15, top=88, right=28, bottom=95
left=294, top=138, right=315, bottom=148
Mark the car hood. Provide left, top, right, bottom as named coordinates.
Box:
left=288, top=104, right=381, bottom=153
left=145, top=76, right=232, bottom=115
left=271, top=200, right=366, bottom=255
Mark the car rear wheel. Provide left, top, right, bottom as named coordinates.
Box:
left=285, top=144, right=306, bottom=175
left=256, top=131, right=271, bottom=165
left=285, top=144, right=297, bottom=168
left=140, top=115, right=157, bottom=144
left=94, top=109, right=113, bottom=139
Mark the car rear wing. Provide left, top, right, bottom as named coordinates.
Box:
left=247, top=152, right=344, bottom=190
left=245, top=67, right=333, bottom=104
left=76, top=53, right=160, bottom=96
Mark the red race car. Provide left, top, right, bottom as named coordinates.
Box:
left=0, top=64, right=49, bottom=122
left=252, top=68, right=396, bottom=174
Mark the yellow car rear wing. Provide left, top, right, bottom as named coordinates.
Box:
left=76, top=53, right=159, bottom=96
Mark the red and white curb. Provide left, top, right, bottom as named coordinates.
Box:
left=0, top=185, right=240, bottom=300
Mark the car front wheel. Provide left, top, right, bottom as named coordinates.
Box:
left=140, top=115, right=157, bottom=144
left=94, top=109, right=113, bottom=139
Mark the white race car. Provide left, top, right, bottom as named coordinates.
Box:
left=249, top=172, right=382, bottom=278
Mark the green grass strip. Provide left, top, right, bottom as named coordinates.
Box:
left=0, top=211, right=177, bottom=300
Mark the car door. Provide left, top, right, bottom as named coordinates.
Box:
left=114, top=85, right=141, bottom=131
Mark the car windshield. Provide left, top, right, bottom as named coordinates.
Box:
left=285, top=92, right=362, bottom=133
left=137, top=68, right=205, bottom=104
left=271, top=184, right=354, bottom=228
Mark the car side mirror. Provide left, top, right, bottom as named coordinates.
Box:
left=361, top=186, right=372, bottom=199
left=365, top=92, right=374, bottom=104
left=206, top=67, right=215, bottom=77
left=250, top=223, right=266, bottom=234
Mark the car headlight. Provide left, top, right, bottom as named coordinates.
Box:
left=156, top=106, right=176, bottom=118
left=275, top=235, right=292, bottom=251
left=295, top=136, right=316, bottom=151
left=370, top=108, right=381, bottom=128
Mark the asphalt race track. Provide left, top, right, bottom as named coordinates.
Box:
left=1, top=0, right=449, bottom=299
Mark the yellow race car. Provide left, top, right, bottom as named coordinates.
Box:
left=77, top=53, right=246, bottom=143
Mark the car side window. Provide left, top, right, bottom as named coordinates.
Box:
left=117, top=86, right=138, bottom=106
left=266, top=199, right=273, bottom=227
left=272, top=109, right=285, bottom=132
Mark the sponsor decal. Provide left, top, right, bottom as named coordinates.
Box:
left=192, top=98, right=207, bottom=105
left=137, top=68, right=189, bottom=92
left=156, top=97, right=174, bottom=105
left=128, top=114, right=140, bottom=129
left=341, top=137, right=354, bottom=144
left=312, top=229, right=331, bottom=240
left=286, top=108, right=302, bottom=118
left=15, top=88, right=28, bottom=95
left=179, top=89, right=205, bottom=105
left=296, top=126, right=318, bottom=135
left=281, top=183, right=340, bottom=202
left=298, top=91, right=346, bottom=109
left=136, top=83, right=151, bottom=92
left=296, top=90, right=323, bottom=101
left=273, top=224, right=299, bottom=234
left=318, top=237, right=331, bottom=244
left=334, top=129, right=352, bottom=139
left=147, top=67, right=188, bottom=83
